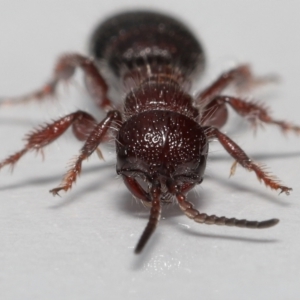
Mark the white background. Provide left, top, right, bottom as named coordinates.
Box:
left=0, top=1, right=300, bottom=299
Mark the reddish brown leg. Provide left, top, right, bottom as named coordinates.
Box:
left=177, top=193, right=279, bottom=228
left=0, top=53, right=112, bottom=109
left=205, top=127, right=292, bottom=194
left=135, top=182, right=161, bottom=254
left=207, top=95, right=300, bottom=134
left=196, top=65, right=276, bottom=107
left=0, top=111, right=97, bottom=171
left=50, top=110, right=122, bottom=195
left=200, top=98, right=228, bottom=128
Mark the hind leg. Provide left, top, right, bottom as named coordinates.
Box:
left=196, top=64, right=277, bottom=107
left=0, top=53, right=112, bottom=110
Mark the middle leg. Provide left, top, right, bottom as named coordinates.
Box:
left=202, top=95, right=300, bottom=134
left=0, top=110, right=97, bottom=171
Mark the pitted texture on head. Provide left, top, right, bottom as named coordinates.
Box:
left=116, top=110, right=207, bottom=176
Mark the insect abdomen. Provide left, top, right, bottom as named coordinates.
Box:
left=89, top=11, right=205, bottom=81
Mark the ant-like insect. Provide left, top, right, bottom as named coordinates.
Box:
left=1, top=11, right=299, bottom=253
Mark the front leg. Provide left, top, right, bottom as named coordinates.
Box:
left=205, top=127, right=292, bottom=194
left=0, top=53, right=112, bottom=110
left=50, top=110, right=122, bottom=195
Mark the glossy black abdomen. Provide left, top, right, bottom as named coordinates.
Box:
left=89, top=11, right=205, bottom=80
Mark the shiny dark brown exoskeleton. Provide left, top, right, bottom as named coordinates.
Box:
left=1, top=11, right=299, bottom=253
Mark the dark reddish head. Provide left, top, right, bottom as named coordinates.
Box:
left=116, top=110, right=208, bottom=202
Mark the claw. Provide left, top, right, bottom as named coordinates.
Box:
left=279, top=186, right=292, bottom=196
left=49, top=187, right=64, bottom=197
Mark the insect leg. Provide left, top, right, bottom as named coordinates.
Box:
left=50, top=110, right=122, bottom=195
left=205, top=95, right=300, bottom=134
left=196, top=65, right=276, bottom=107
left=177, top=193, right=279, bottom=228
left=0, top=111, right=97, bottom=171
left=0, top=53, right=112, bottom=110
left=205, top=127, right=292, bottom=194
